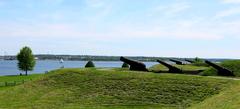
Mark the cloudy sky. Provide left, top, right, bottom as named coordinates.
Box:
left=0, top=0, right=240, bottom=58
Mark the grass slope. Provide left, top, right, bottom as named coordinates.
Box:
left=189, top=81, right=240, bottom=109
left=149, top=64, right=209, bottom=72
left=0, top=68, right=234, bottom=109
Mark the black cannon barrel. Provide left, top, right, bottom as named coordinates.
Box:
left=169, top=59, right=183, bottom=65
left=120, top=57, right=148, bottom=71
left=205, top=60, right=234, bottom=76
left=185, top=59, right=194, bottom=63
left=120, top=57, right=144, bottom=66
left=157, top=60, right=182, bottom=73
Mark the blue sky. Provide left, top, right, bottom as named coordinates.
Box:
left=0, top=0, right=240, bottom=58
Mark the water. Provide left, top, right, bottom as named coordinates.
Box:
left=0, top=60, right=158, bottom=76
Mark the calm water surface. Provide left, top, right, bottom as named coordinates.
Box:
left=0, top=60, right=158, bottom=76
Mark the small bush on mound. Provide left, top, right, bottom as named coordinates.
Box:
left=190, top=57, right=209, bottom=67
left=201, top=60, right=240, bottom=76
left=121, top=62, right=129, bottom=68
left=85, top=61, right=95, bottom=68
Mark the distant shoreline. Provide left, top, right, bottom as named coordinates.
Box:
left=0, top=54, right=235, bottom=62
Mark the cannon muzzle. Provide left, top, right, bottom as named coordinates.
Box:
left=120, top=57, right=148, bottom=71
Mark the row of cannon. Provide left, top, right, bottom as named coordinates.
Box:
left=120, top=56, right=234, bottom=76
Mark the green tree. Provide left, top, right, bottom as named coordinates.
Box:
left=17, top=46, right=36, bottom=75
left=194, top=57, right=204, bottom=63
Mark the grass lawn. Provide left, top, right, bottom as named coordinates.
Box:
left=149, top=64, right=209, bottom=72
left=0, top=74, right=43, bottom=82
left=0, top=68, right=236, bottom=109
left=0, top=74, right=44, bottom=89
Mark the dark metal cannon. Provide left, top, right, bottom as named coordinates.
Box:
left=169, top=59, right=184, bottom=65
left=157, top=60, right=182, bottom=73
left=205, top=60, right=234, bottom=76
left=185, top=59, right=194, bottom=63
left=120, top=57, right=148, bottom=71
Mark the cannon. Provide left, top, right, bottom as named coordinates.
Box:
left=157, top=60, right=182, bottom=73
left=120, top=57, right=148, bottom=71
left=169, top=59, right=184, bottom=65
left=185, top=59, right=194, bottom=63
left=205, top=60, right=234, bottom=76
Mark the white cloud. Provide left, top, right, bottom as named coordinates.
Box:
left=149, top=2, right=191, bottom=17
left=0, top=1, right=239, bottom=42
left=0, top=1, right=5, bottom=7
left=222, top=0, right=240, bottom=4
left=215, top=7, right=240, bottom=18
left=0, top=20, right=225, bottom=41
left=165, top=2, right=191, bottom=16
left=19, top=0, right=65, bottom=8
left=221, top=20, right=240, bottom=38
left=85, top=0, right=106, bottom=8
left=45, top=0, right=65, bottom=4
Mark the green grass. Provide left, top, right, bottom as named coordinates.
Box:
left=0, top=74, right=42, bottom=82
left=0, top=68, right=235, bottom=109
left=0, top=74, right=43, bottom=89
left=149, top=64, right=209, bottom=72
left=149, top=64, right=169, bottom=72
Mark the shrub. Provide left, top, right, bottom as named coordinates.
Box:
left=191, top=57, right=209, bottom=67
left=194, top=57, right=204, bottom=63
left=200, top=68, right=218, bottom=76
left=85, top=61, right=95, bottom=68
left=121, top=62, right=129, bottom=68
